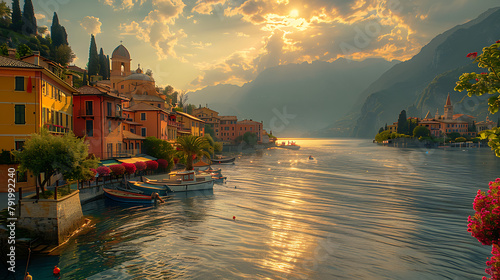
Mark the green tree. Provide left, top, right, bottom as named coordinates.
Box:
left=142, top=136, right=175, bottom=161
left=15, top=43, right=31, bottom=59
left=53, top=44, right=75, bottom=66
left=0, top=43, right=8, bottom=56
left=204, top=124, right=215, bottom=139
left=375, top=130, right=391, bottom=143
left=175, top=135, right=212, bottom=170
left=0, top=1, right=11, bottom=27
left=397, top=110, right=408, bottom=135
left=21, top=0, right=36, bottom=35
left=455, top=137, right=467, bottom=142
left=446, top=132, right=461, bottom=141
left=413, top=125, right=430, bottom=138
left=12, top=130, right=99, bottom=193
left=242, top=132, right=258, bottom=146
left=87, top=34, right=99, bottom=76
left=455, top=40, right=500, bottom=156
left=50, top=12, right=68, bottom=48
left=378, top=127, right=384, bottom=134
left=203, top=134, right=223, bottom=157
left=10, top=0, right=21, bottom=32
left=98, top=48, right=108, bottom=79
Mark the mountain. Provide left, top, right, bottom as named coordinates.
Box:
left=329, top=7, right=500, bottom=138
left=188, top=58, right=398, bottom=136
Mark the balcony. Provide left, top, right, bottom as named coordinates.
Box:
left=44, top=124, right=69, bottom=134
left=79, top=109, right=94, bottom=118
left=167, top=120, right=182, bottom=129
left=106, top=111, right=124, bottom=120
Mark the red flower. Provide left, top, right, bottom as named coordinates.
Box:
left=476, top=78, right=479, bottom=81
left=466, top=52, right=478, bottom=59
left=157, top=159, right=168, bottom=168
left=496, top=40, right=500, bottom=43
left=481, top=72, right=488, bottom=75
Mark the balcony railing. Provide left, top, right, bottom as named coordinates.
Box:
left=44, top=124, right=69, bottom=133
left=167, top=120, right=182, bottom=128
left=79, top=109, right=94, bottom=117
left=105, top=149, right=141, bottom=159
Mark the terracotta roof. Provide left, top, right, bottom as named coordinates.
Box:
left=76, top=85, right=129, bottom=100
left=176, top=111, right=204, bottom=122
left=220, top=116, right=237, bottom=120
left=122, top=130, right=145, bottom=140
left=0, top=56, right=43, bottom=69
left=131, top=94, right=164, bottom=102
left=453, top=114, right=475, bottom=119
left=127, top=102, right=169, bottom=113
left=67, top=65, right=86, bottom=73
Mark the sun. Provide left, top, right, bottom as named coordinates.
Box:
left=289, top=9, right=299, bottom=18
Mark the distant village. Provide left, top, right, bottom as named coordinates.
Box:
left=0, top=43, right=274, bottom=192
left=377, top=93, right=496, bottom=143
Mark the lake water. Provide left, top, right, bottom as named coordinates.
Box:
left=10, top=139, right=500, bottom=279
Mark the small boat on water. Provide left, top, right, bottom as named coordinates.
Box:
left=103, top=188, right=164, bottom=204
left=309, top=155, right=314, bottom=160
left=197, top=166, right=227, bottom=183
left=143, top=170, right=214, bottom=192
left=277, top=141, right=301, bottom=150
left=128, top=180, right=170, bottom=196
left=211, top=155, right=236, bottom=164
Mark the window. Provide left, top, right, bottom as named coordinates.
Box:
left=86, top=120, right=93, bottom=136
left=121, top=85, right=124, bottom=89
left=107, top=102, right=112, bottom=116
left=107, top=143, right=113, bottom=157
left=15, top=140, right=24, bottom=151
left=123, top=125, right=126, bottom=130
left=85, top=101, right=93, bottom=115
left=141, top=113, right=146, bottom=120
left=136, top=142, right=140, bottom=150
left=116, top=104, right=122, bottom=117
left=116, top=143, right=122, bottom=153
left=131, top=128, right=135, bottom=134
left=15, top=77, right=24, bottom=91
left=129, top=142, right=133, bottom=150
left=141, top=127, right=146, bottom=137
left=16, top=171, right=27, bottom=182
left=14, top=105, right=25, bottom=124
left=65, top=114, right=68, bottom=128
left=108, top=121, right=112, bottom=133
left=157, top=104, right=161, bottom=108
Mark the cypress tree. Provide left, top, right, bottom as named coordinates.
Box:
left=384, top=123, right=388, bottom=131
left=22, top=0, right=36, bottom=35
left=82, top=71, right=88, bottom=86
left=11, top=0, right=22, bottom=32
left=397, top=110, right=408, bottom=135
left=106, top=55, right=110, bottom=80
left=98, top=48, right=107, bottom=79
left=87, top=35, right=99, bottom=76
left=51, top=13, right=68, bottom=47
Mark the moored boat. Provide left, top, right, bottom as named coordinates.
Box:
left=211, top=156, right=236, bottom=164
left=128, top=181, right=170, bottom=196
left=277, top=141, right=301, bottom=150
left=103, top=188, right=164, bottom=204
left=143, top=170, right=214, bottom=192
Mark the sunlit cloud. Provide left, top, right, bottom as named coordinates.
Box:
left=80, top=16, right=102, bottom=35
left=101, top=0, right=145, bottom=10
left=35, top=13, right=46, bottom=20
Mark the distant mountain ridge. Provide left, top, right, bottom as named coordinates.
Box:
left=188, top=58, right=398, bottom=136
left=328, top=7, right=500, bottom=138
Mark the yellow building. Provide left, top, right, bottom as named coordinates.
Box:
left=192, top=107, right=220, bottom=138
left=0, top=55, right=77, bottom=191
left=176, top=111, right=205, bottom=137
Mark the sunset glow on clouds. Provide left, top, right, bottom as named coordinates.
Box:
left=31, top=0, right=500, bottom=91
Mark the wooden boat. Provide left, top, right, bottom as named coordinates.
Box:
left=103, top=188, right=164, bottom=204
left=128, top=181, right=170, bottom=196
left=143, top=170, right=214, bottom=192
left=211, top=156, right=235, bottom=164
left=309, top=155, right=314, bottom=160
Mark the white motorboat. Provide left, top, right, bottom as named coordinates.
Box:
left=143, top=170, right=214, bottom=192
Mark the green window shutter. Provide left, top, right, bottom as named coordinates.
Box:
left=15, top=77, right=24, bottom=91
left=14, top=105, right=25, bottom=124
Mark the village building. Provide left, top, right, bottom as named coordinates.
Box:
left=192, top=107, right=220, bottom=138
left=0, top=55, right=78, bottom=191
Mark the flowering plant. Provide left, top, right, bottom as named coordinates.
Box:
left=96, top=166, right=111, bottom=176
left=468, top=178, right=500, bottom=280
left=157, top=159, right=168, bottom=169
left=134, top=161, right=147, bottom=171
left=122, top=163, right=136, bottom=174
left=109, top=164, right=126, bottom=176
left=146, top=160, right=158, bottom=170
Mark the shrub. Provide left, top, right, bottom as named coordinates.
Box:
left=173, top=157, right=179, bottom=164
left=146, top=160, right=158, bottom=170
left=96, top=166, right=111, bottom=176
left=157, top=159, right=168, bottom=169
left=109, top=164, right=125, bottom=176
left=122, top=163, right=136, bottom=174
left=135, top=161, right=147, bottom=171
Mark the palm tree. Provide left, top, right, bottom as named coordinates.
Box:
left=176, top=135, right=212, bottom=170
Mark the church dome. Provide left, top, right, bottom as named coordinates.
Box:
left=112, top=44, right=130, bottom=60
left=124, top=73, right=154, bottom=82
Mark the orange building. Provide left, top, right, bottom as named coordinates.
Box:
left=176, top=111, right=205, bottom=137
left=127, top=103, right=181, bottom=142
left=236, top=119, right=264, bottom=142
left=219, top=116, right=237, bottom=143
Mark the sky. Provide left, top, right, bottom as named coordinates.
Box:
left=27, top=0, right=500, bottom=92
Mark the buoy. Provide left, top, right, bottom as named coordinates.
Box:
left=233, top=216, right=236, bottom=220
left=53, top=265, right=61, bottom=276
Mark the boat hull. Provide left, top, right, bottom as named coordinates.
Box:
left=128, top=181, right=169, bottom=196
left=166, top=180, right=215, bottom=192
left=103, top=188, right=159, bottom=204
left=211, top=157, right=235, bottom=164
